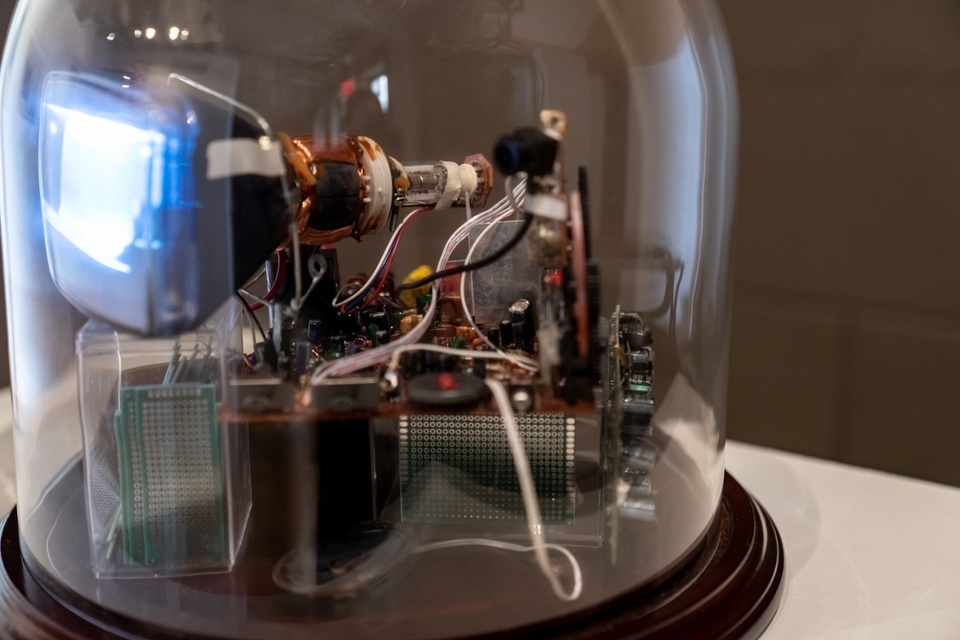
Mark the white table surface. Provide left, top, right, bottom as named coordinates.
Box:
left=0, top=388, right=958, bottom=638
left=726, top=441, right=960, bottom=640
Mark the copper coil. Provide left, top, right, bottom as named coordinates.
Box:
left=277, top=132, right=367, bottom=246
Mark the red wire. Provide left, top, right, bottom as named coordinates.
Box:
left=355, top=241, right=401, bottom=312
left=249, top=250, right=287, bottom=311
left=350, top=206, right=435, bottom=312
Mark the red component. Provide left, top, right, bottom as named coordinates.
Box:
left=436, top=373, right=460, bottom=391
left=340, top=77, right=356, bottom=99
left=545, top=270, right=564, bottom=287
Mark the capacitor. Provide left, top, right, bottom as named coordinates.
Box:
left=510, top=299, right=535, bottom=352
left=399, top=314, right=422, bottom=336
left=424, top=350, right=442, bottom=373
left=472, top=359, right=487, bottom=379
left=509, top=383, right=535, bottom=413
left=307, top=319, right=324, bottom=345
left=416, top=294, right=432, bottom=315
left=400, top=351, right=424, bottom=379
left=254, top=340, right=278, bottom=372
left=438, top=353, right=459, bottom=373
left=499, top=319, right=514, bottom=348
left=361, top=308, right=391, bottom=333
left=493, top=127, right=559, bottom=177
left=455, top=325, right=478, bottom=343
left=295, top=340, right=311, bottom=376
left=625, top=326, right=653, bottom=351
left=434, top=323, right=456, bottom=340
left=487, top=326, right=501, bottom=349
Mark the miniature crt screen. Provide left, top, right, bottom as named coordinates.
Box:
left=0, top=1, right=737, bottom=638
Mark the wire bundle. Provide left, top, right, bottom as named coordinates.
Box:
left=305, top=179, right=582, bottom=602
left=332, top=205, right=437, bottom=313
left=309, top=178, right=528, bottom=385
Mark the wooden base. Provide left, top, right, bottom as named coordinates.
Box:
left=0, top=473, right=783, bottom=640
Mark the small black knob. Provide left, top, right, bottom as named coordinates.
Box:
left=493, top=127, right=558, bottom=177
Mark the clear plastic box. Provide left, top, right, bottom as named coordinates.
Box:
left=77, top=311, right=250, bottom=578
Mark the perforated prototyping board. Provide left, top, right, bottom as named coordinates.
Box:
left=115, top=384, right=226, bottom=567
left=399, top=413, right=575, bottom=524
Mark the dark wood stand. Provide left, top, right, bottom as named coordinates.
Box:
left=0, top=472, right=783, bottom=640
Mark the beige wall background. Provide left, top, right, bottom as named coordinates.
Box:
left=718, top=0, right=960, bottom=486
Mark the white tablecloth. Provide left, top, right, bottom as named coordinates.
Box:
left=726, top=442, right=960, bottom=639
left=0, top=389, right=957, bottom=638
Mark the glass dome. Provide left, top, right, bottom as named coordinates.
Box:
left=0, top=1, right=738, bottom=637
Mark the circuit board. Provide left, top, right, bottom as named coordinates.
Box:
left=114, top=384, right=227, bottom=568
left=399, top=412, right=576, bottom=524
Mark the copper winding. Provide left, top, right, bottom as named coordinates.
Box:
left=277, top=132, right=368, bottom=246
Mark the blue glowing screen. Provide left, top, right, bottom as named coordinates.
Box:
left=43, top=107, right=166, bottom=273
left=38, top=71, right=203, bottom=334
left=40, top=72, right=191, bottom=274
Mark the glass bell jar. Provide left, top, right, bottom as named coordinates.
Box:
left=0, top=1, right=781, bottom=638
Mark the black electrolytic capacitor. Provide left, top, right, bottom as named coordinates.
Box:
left=424, top=349, right=442, bottom=373
left=499, top=319, right=514, bottom=348
left=400, top=351, right=424, bottom=379
left=472, top=359, right=487, bottom=379
left=437, top=354, right=458, bottom=372
left=510, top=299, right=534, bottom=352
left=295, top=340, right=311, bottom=376
left=361, top=308, right=391, bottom=333
left=307, top=319, right=324, bottom=345
left=487, top=327, right=501, bottom=349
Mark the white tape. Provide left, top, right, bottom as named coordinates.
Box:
left=458, top=163, right=478, bottom=201
left=436, top=161, right=462, bottom=210
left=525, top=193, right=568, bottom=221
left=206, top=138, right=286, bottom=181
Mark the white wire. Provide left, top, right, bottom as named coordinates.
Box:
left=386, top=343, right=539, bottom=372
left=414, top=539, right=583, bottom=601
left=309, top=179, right=529, bottom=385
left=481, top=379, right=582, bottom=601
left=288, top=223, right=305, bottom=311
left=243, top=263, right=268, bottom=288
left=505, top=173, right=524, bottom=215
left=237, top=288, right=270, bottom=307
left=333, top=206, right=433, bottom=309
left=310, top=288, right=439, bottom=385
left=459, top=178, right=537, bottom=371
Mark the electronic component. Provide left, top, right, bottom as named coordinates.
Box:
left=620, top=313, right=655, bottom=437
left=399, top=413, right=575, bottom=525
left=40, top=71, right=289, bottom=335
left=42, top=71, right=494, bottom=337
left=282, top=134, right=494, bottom=245
left=406, top=372, right=485, bottom=408
left=310, top=376, right=380, bottom=413
left=509, top=298, right=536, bottom=352
left=114, top=384, right=227, bottom=569
left=66, top=99, right=605, bottom=598
left=493, top=127, right=559, bottom=177
left=613, top=312, right=658, bottom=523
